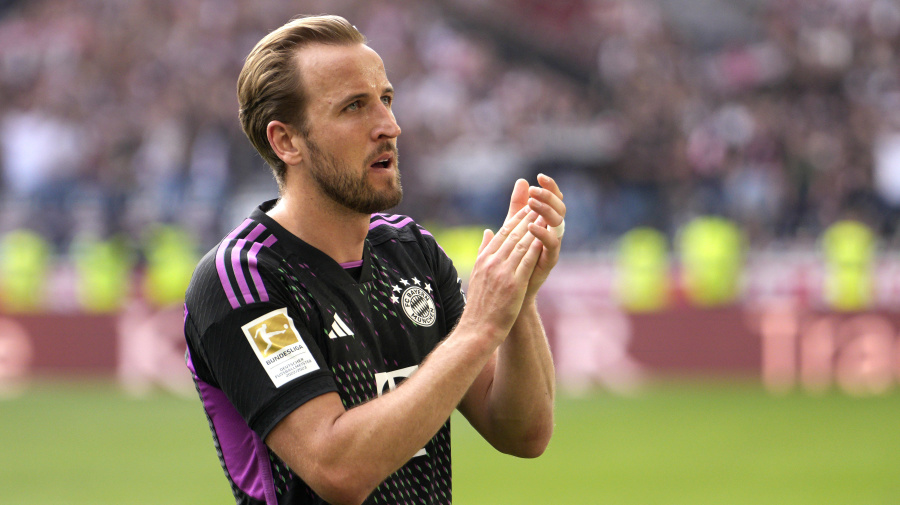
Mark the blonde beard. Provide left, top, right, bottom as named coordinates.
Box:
left=306, top=138, right=402, bottom=214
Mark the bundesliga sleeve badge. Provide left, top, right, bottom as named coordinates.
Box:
left=241, top=307, right=320, bottom=387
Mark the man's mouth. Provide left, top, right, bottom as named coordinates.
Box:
left=370, top=153, right=393, bottom=169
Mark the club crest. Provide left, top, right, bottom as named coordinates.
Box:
left=390, top=277, right=436, bottom=327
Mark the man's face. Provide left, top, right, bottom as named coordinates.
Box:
left=295, top=43, right=402, bottom=214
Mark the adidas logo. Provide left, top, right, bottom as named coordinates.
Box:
left=327, top=315, right=354, bottom=339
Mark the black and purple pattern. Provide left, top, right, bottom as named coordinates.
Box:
left=185, top=201, right=464, bottom=505
left=216, top=219, right=278, bottom=309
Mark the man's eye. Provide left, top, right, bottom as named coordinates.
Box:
left=381, top=96, right=392, bottom=106
left=346, top=101, right=360, bottom=111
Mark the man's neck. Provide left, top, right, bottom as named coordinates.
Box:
left=266, top=188, right=370, bottom=265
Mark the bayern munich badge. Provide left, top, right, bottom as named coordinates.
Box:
left=391, top=277, right=436, bottom=327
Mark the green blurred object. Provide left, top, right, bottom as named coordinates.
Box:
left=1, top=380, right=898, bottom=505
left=678, top=216, right=745, bottom=307
left=143, top=224, right=199, bottom=307
left=615, top=227, right=671, bottom=312
left=71, top=235, right=135, bottom=313
left=821, top=220, right=875, bottom=312
left=426, top=224, right=486, bottom=282
left=0, top=229, right=51, bottom=312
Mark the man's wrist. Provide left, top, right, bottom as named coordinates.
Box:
left=452, top=314, right=508, bottom=351
left=514, top=297, right=540, bottom=326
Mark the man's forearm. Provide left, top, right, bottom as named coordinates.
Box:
left=333, top=321, right=500, bottom=474
left=469, top=298, right=556, bottom=457
left=505, top=297, right=556, bottom=400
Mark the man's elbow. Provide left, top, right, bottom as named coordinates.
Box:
left=500, top=421, right=554, bottom=459
left=310, top=467, right=380, bottom=505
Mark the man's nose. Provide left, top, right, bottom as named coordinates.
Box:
left=372, top=105, right=401, bottom=140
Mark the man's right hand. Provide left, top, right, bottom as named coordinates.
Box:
left=455, top=204, right=544, bottom=343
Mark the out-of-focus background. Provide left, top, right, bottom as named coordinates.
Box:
left=1, top=0, right=899, bottom=503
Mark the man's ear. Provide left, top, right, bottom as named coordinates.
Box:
left=267, top=120, right=304, bottom=166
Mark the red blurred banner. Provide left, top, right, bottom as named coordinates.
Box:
left=1, top=260, right=899, bottom=397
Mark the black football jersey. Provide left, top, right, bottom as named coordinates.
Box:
left=184, top=200, right=466, bottom=504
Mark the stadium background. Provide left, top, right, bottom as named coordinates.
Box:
left=1, top=0, right=899, bottom=503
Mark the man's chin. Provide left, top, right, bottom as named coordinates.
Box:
left=370, top=190, right=403, bottom=213
left=367, top=176, right=403, bottom=211
left=345, top=189, right=403, bottom=215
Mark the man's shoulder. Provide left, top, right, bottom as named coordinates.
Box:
left=367, top=213, right=437, bottom=247
left=187, top=217, right=287, bottom=312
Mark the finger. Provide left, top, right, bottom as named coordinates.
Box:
left=537, top=173, right=563, bottom=200
left=528, top=196, right=565, bottom=228
left=528, top=220, right=562, bottom=250
left=515, top=234, right=544, bottom=281
left=508, top=230, right=539, bottom=275
left=506, top=178, right=530, bottom=221
left=482, top=205, right=529, bottom=255
left=528, top=186, right=566, bottom=223
left=496, top=210, right=539, bottom=259
left=477, top=228, right=494, bottom=254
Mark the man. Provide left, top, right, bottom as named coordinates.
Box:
left=183, top=14, right=565, bottom=505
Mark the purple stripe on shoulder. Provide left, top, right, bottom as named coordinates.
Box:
left=187, top=352, right=276, bottom=504
left=216, top=219, right=253, bottom=309
left=369, top=216, right=414, bottom=230
left=250, top=235, right=278, bottom=303
left=247, top=242, right=267, bottom=302
left=245, top=223, right=266, bottom=243
left=340, top=260, right=363, bottom=269
left=232, top=239, right=254, bottom=304
left=371, top=213, right=405, bottom=222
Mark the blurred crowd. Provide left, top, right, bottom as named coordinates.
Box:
left=2, top=0, right=900, bottom=259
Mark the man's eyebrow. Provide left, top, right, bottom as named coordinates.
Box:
left=341, top=86, right=394, bottom=103
left=340, top=92, right=368, bottom=105
left=337, top=87, right=394, bottom=108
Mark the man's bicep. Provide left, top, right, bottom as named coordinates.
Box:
left=265, top=391, right=346, bottom=480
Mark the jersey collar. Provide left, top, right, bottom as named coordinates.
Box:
left=250, top=199, right=374, bottom=285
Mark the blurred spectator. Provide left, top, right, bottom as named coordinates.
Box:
left=678, top=216, right=745, bottom=307
left=70, top=234, right=135, bottom=313
left=615, top=227, right=671, bottom=312
left=821, top=219, right=876, bottom=311
left=0, top=229, right=50, bottom=312
left=142, top=224, right=199, bottom=307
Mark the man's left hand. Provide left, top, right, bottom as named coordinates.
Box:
left=504, top=174, right=566, bottom=300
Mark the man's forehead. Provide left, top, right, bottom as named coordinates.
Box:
left=295, top=43, right=390, bottom=99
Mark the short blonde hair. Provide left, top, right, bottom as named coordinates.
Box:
left=237, top=15, right=366, bottom=189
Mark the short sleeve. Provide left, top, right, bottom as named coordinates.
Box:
left=188, top=264, right=338, bottom=440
